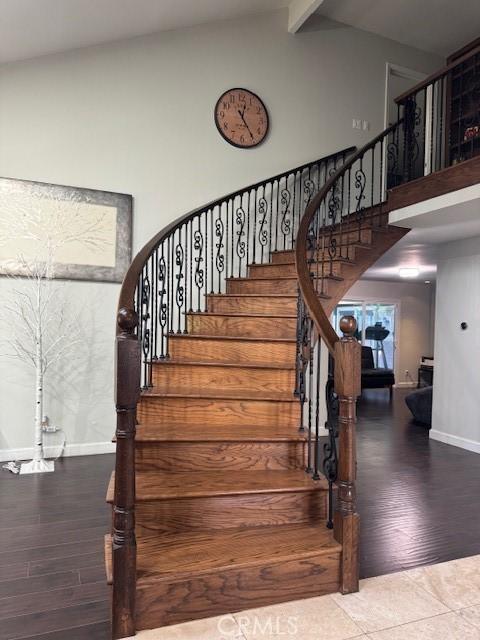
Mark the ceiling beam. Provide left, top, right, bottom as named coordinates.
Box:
left=288, top=0, right=325, bottom=34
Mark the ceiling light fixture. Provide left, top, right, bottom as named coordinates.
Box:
left=398, top=267, right=419, bottom=278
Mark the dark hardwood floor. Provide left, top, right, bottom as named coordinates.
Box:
left=357, top=388, right=480, bottom=578
left=0, top=454, right=112, bottom=639
left=1, top=389, right=479, bottom=637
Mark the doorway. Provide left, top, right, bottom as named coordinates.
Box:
left=384, top=63, right=426, bottom=127
left=332, top=300, right=397, bottom=371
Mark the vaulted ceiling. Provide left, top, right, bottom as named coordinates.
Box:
left=1, top=0, right=478, bottom=65
left=0, top=0, right=289, bottom=64
left=314, top=0, right=480, bottom=57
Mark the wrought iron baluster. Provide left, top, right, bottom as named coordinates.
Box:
left=280, top=178, right=292, bottom=251
left=306, top=317, right=314, bottom=474
left=174, top=229, right=185, bottom=334
left=140, top=264, right=151, bottom=389
left=210, top=208, right=214, bottom=294
left=235, top=199, right=246, bottom=278
left=291, top=171, right=298, bottom=249
left=323, top=378, right=339, bottom=529
left=188, top=220, right=193, bottom=312
left=157, top=243, right=167, bottom=357
left=313, top=336, right=321, bottom=480
left=169, top=234, right=174, bottom=334
left=215, top=208, right=225, bottom=293
left=258, top=188, right=269, bottom=263
left=354, top=160, right=366, bottom=214
left=153, top=248, right=158, bottom=361
left=246, top=190, right=251, bottom=272
left=253, top=188, right=258, bottom=264
left=194, top=219, right=204, bottom=312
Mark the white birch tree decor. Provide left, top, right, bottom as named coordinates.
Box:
left=0, top=188, right=110, bottom=474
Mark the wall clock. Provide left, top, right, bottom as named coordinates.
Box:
left=214, top=88, right=269, bottom=148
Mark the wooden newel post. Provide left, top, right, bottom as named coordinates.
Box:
left=112, top=307, right=141, bottom=639
left=333, top=315, right=361, bottom=594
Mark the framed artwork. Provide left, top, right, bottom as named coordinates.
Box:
left=0, top=177, right=132, bottom=283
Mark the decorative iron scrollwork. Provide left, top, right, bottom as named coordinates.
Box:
left=174, top=244, right=184, bottom=309
left=258, top=196, right=269, bottom=247
left=295, top=292, right=312, bottom=403
left=280, top=188, right=292, bottom=237
left=304, top=179, right=316, bottom=205
left=140, top=272, right=151, bottom=385
left=157, top=255, right=167, bottom=331
left=215, top=218, right=225, bottom=272
left=328, top=236, right=338, bottom=260
left=327, top=183, right=341, bottom=222
left=354, top=167, right=366, bottom=213
left=235, top=206, right=246, bottom=259
left=193, top=229, right=204, bottom=288
left=387, top=140, right=399, bottom=174
left=323, top=377, right=339, bottom=529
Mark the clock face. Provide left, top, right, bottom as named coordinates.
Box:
left=214, top=88, right=269, bottom=148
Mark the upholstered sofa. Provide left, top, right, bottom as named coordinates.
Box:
left=405, top=386, right=433, bottom=427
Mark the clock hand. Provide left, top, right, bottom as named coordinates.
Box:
left=237, top=109, right=254, bottom=140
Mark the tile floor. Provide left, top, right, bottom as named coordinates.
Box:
left=136, top=554, right=480, bottom=639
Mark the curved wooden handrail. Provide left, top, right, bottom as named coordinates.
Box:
left=295, top=122, right=402, bottom=356
left=394, top=42, right=480, bottom=105
left=116, top=146, right=355, bottom=331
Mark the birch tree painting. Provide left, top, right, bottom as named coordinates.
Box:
left=0, top=186, right=112, bottom=473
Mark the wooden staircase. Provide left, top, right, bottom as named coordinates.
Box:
left=106, top=218, right=408, bottom=633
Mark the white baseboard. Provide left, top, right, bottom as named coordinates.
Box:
left=430, top=429, right=480, bottom=454
left=0, top=441, right=115, bottom=463
left=395, top=382, right=417, bottom=388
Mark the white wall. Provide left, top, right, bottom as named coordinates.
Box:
left=345, top=279, right=435, bottom=386
left=0, top=9, right=442, bottom=458
left=431, top=236, right=480, bottom=453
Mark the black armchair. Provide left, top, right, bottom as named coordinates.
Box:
left=361, top=346, right=395, bottom=399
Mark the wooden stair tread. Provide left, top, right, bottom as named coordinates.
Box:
left=136, top=423, right=307, bottom=442
left=107, top=470, right=327, bottom=502
left=141, top=389, right=297, bottom=402
left=187, top=312, right=297, bottom=318
left=208, top=293, right=298, bottom=298
left=151, top=359, right=296, bottom=370
left=170, top=333, right=295, bottom=343
left=136, top=523, right=341, bottom=584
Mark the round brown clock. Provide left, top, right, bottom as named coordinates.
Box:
left=214, top=88, right=269, bottom=148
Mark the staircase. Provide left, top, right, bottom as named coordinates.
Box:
left=107, top=202, right=408, bottom=634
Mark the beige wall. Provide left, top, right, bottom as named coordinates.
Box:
left=431, top=236, right=480, bottom=453
left=0, top=9, right=442, bottom=457
left=344, top=279, right=435, bottom=386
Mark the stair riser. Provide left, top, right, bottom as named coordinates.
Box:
left=227, top=278, right=300, bottom=295
left=249, top=261, right=342, bottom=278
left=248, top=263, right=298, bottom=278
left=137, top=397, right=299, bottom=427
left=326, top=228, right=372, bottom=245
left=135, top=441, right=305, bottom=473
left=187, top=314, right=297, bottom=339
left=317, top=245, right=357, bottom=261
left=136, top=552, right=340, bottom=630
left=271, top=250, right=295, bottom=264
left=135, top=491, right=327, bottom=534
left=227, top=278, right=333, bottom=296
left=169, top=336, right=296, bottom=365
left=207, top=295, right=297, bottom=315
left=152, top=363, right=295, bottom=395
